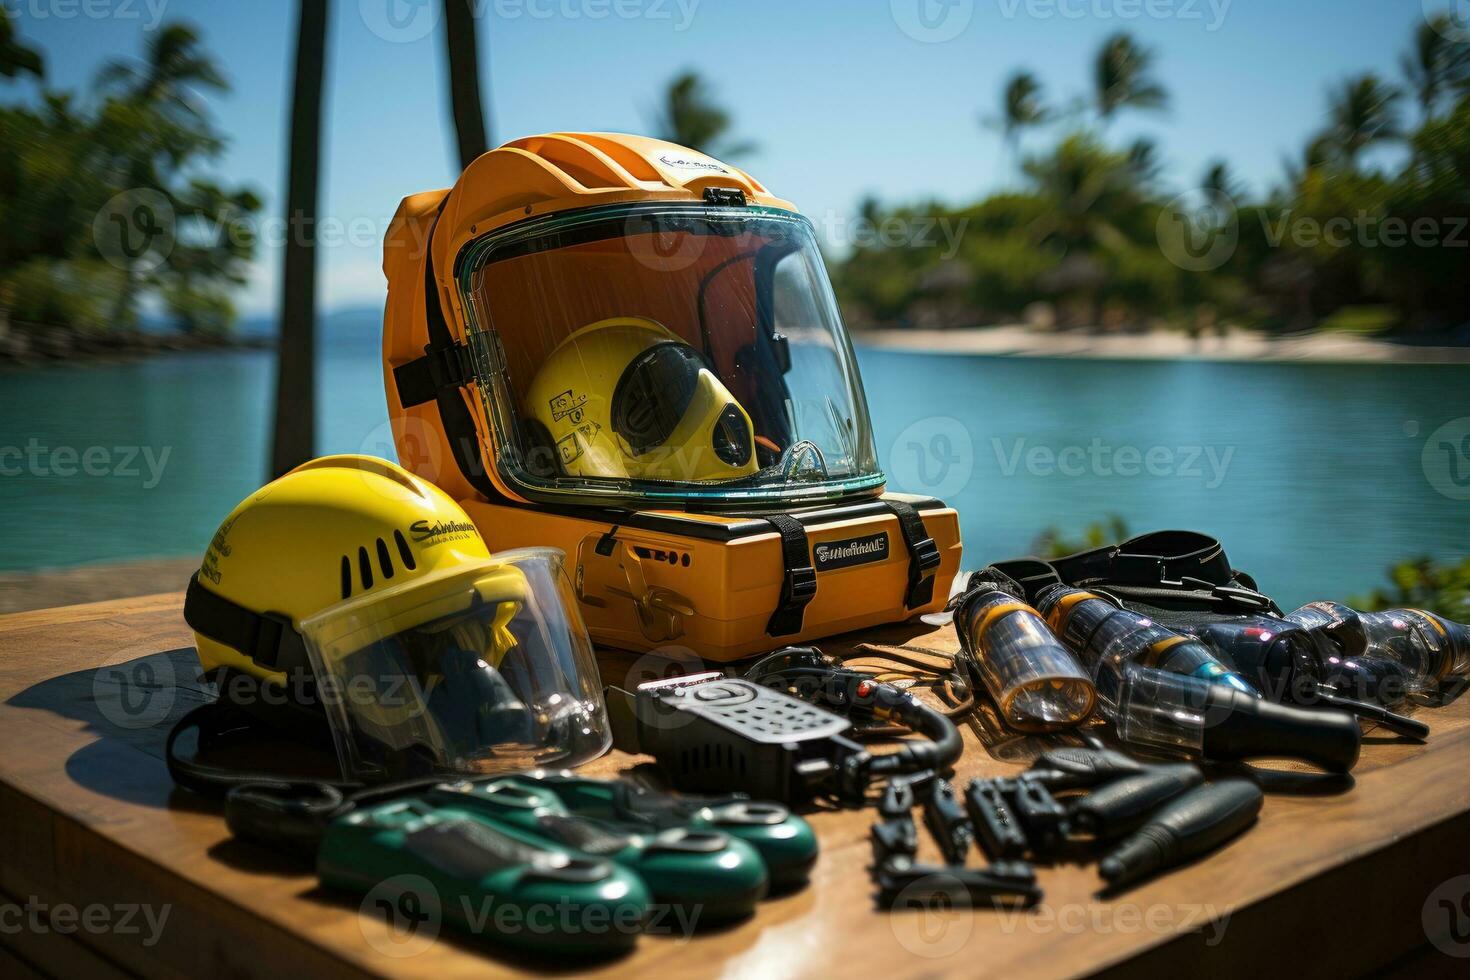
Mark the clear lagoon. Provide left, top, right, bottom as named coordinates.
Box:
left=3, top=324, right=1467, bottom=609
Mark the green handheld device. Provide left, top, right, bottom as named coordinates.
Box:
left=498, top=772, right=819, bottom=889
left=317, top=797, right=651, bottom=955
left=426, top=778, right=770, bottom=921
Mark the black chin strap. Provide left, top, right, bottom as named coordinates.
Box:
left=183, top=573, right=313, bottom=677
left=166, top=699, right=429, bottom=855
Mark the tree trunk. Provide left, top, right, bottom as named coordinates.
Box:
left=443, top=0, right=489, bottom=171
left=270, top=0, right=330, bottom=479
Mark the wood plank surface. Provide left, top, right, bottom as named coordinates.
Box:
left=1, top=593, right=1468, bottom=979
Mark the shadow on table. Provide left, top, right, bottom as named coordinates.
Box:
left=5, top=648, right=204, bottom=804
left=283, top=872, right=801, bottom=972
left=5, top=647, right=336, bottom=809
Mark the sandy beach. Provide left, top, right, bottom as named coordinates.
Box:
left=857, top=325, right=1470, bottom=363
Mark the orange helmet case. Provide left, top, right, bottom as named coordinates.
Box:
left=382, top=133, right=962, bottom=661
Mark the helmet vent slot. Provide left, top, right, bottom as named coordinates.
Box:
left=394, top=529, right=417, bottom=571
left=358, top=547, right=374, bottom=590
left=340, top=555, right=352, bottom=599
left=376, top=538, right=395, bottom=580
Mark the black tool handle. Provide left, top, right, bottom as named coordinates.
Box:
left=1070, top=764, right=1204, bottom=838
left=1098, top=779, right=1263, bottom=888
left=874, top=862, right=1041, bottom=908
left=1203, top=692, right=1361, bottom=773
left=1026, top=746, right=1147, bottom=790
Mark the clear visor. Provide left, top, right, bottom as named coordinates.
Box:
left=459, top=204, right=883, bottom=506
left=299, top=549, right=610, bottom=783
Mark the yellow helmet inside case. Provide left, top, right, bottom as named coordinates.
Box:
left=385, top=132, right=886, bottom=509
left=524, top=316, right=759, bottom=483
left=182, top=455, right=610, bottom=782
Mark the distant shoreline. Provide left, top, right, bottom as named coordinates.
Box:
left=854, top=325, right=1470, bottom=365
left=0, top=327, right=272, bottom=369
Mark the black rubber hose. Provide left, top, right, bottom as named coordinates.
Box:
left=867, top=693, right=963, bottom=776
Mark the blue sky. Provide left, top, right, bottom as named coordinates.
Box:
left=8, top=0, right=1443, bottom=318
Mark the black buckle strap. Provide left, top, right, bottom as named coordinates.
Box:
left=1053, top=531, right=1232, bottom=591
left=393, top=341, right=474, bottom=408
left=184, top=573, right=310, bottom=675
left=886, top=500, right=942, bottom=609
left=766, top=514, right=817, bottom=637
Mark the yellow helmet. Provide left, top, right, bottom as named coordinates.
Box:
left=181, top=455, right=610, bottom=784
left=187, top=455, right=492, bottom=686
left=523, top=316, right=758, bottom=484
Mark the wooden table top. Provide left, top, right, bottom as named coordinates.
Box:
left=2, top=593, right=1469, bottom=979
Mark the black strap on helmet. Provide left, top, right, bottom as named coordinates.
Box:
left=165, top=699, right=339, bottom=796
left=393, top=338, right=475, bottom=409
left=183, top=573, right=312, bottom=676
left=167, top=699, right=440, bottom=855
left=388, top=200, right=508, bottom=504
left=392, top=199, right=473, bottom=410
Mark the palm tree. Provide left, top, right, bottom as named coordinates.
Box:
left=1124, top=137, right=1162, bottom=186
left=0, top=8, right=43, bottom=80
left=443, top=0, right=490, bottom=171
left=1094, top=33, right=1168, bottom=124
left=1202, top=159, right=1245, bottom=202
left=271, top=0, right=330, bottom=479
left=98, top=23, right=227, bottom=119
left=995, top=70, right=1048, bottom=149
left=986, top=70, right=1049, bottom=178
left=1325, top=73, right=1403, bottom=170
left=97, top=23, right=232, bottom=331
left=1401, top=14, right=1469, bottom=120
left=1279, top=132, right=1337, bottom=196
left=1022, top=136, right=1136, bottom=326
left=1023, top=133, right=1142, bottom=255
left=652, top=71, right=754, bottom=158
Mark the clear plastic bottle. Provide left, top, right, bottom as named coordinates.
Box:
left=954, top=588, right=1096, bottom=732
left=1035, top=586, right=1258, bottom=696
left=1286, top=601, right=1470, bottom=693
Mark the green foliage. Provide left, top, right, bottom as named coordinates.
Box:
left=834, top=26, right=1470, bottom=334
left=1318, top=305, right=1399, bottom=335
left=0, top=20, right=260, bottom=337
left=1032, top=516, right=1131, bottom=560
left=652, top=71, right=754, bottom=160
left=1401, top=15, right=1470, bottom=118
left=0, top=8, right=43, bottom=80
left=1322, top=73, right=1404, bottom=169
left=1352, top=556, right=1470, bottom=621
left=3, top=258, right=126, bottom=333
left=1095, top=33, right=1167, bottom=122
left=989, top=70, right=1050, bottom=152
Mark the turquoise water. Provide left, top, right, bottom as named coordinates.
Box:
left=3, top=336, right=1468, bottom=608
